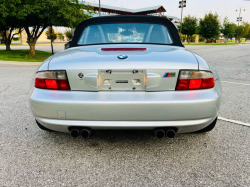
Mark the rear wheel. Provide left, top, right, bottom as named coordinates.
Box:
left=196, top=117, right=217, bottom=133
left=36, top=120, right=54, bottom=132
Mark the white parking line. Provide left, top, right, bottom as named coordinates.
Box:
left=218, top=116, right=250, bottom=127
left=221, top=81, right=250, bottom=86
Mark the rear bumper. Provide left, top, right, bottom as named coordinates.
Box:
left=36, top=117, right=217, bottom=133
left=30, top=80, right=222, bottom=132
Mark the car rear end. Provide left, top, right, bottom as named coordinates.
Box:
left=30, top=46, right=221, bottom=135
left=29, top=16, right=222, bottom=138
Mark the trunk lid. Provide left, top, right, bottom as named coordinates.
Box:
left=49, top=44, right=198, bottom=91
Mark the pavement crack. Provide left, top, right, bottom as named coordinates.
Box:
left=0, top=85, right=10, bottom=93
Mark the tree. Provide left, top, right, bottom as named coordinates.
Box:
left=199, top=12, right=221, bottom=42
left=65, top=29, right=73, bottom=41
left=17, top=0, right=93, bottom=56
left=243, top=22, right=250, bottom=39
left=182, top=15, right=198, bottom=43
left=236, top=25, right=246, bottom=43
left=245, top=28, right=250, bottom=39
left=235, top=22, right=250, bottom=42
left=45, top=28, right=57, bottom=42
left=0, top=0, right=24, bottom=50
left=57, top=32, right=65, bottom=41
left=220, top=17, right=236, bottom=42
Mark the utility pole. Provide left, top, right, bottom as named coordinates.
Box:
left=236, top=8, right=245, bottom=26
left=238, top=8, right=241, bottom=26
left=99, top=0, right=101, bottom=16
left=236, top=7, right=246, bottom=43
left=179, top=0, right=186, bottom=37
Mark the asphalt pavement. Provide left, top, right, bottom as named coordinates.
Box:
left=0, top=44, right=250, bottom=186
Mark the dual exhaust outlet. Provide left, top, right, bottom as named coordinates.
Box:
left=70, top=128, right=176, bottom=139
left=70, top=128, right=92, bottom=138
left=154, top=129, right=176, bottom=139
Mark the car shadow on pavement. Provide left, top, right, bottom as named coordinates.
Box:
left=42, top=129, right=211, bottom=150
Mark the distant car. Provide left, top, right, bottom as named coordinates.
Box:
left=12, top=35, right=19, bottom=41
left=64, top=41, right=71, bottom=50
left=0, top=37, right=4, bottom=44
left=30, top=16, right=222, bottom=139
left=206, top=39, right=216, bottom=43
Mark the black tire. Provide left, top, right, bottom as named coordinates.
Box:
left=36, top=120, right=54, bottom=132
left=196, top=117, right=217, bottom=133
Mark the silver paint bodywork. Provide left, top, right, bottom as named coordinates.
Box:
left=29, top=44, right=222, bottom=133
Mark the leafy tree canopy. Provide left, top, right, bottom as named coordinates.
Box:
left=45, top=28, right=57, bottom=42
left=182, top=15, right=198, bottom=43
left=57, top=32, right=65, bottom=41
left=0, top=0, right=93, bottom=55
left=18, top=0, right=93, bottom=28
left=236, top=22, right=250, bottom=42
left=199, top=12, right=221, bottom=40
left=220, top=17, right=237, bottom=40
left=243, top=22, right=250, bottom=39
left=64, top=29, right=73, bottom=40
left=21, top=0, right=93, bottom=55
left=236, top=25, right=245, bottom=42
left=0, top=0, right=24, bottom=50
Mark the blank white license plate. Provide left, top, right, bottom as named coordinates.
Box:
left=98, top=70, right=146, bottom=91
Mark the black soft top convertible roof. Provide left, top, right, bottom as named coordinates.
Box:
left=71, top=15, right=184, bottom=47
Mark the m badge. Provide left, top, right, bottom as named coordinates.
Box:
left=163, top=72, right=176, bottom=78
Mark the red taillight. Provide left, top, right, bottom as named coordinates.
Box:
left=189, top=79, right=202, bottom=89
left=201, top=78, right=215, bottom=89
left=35, top=78, right=46, bottom=89
left=176, top=71, right=215, bottom=90
left=101, top=48, right=147, bottom=51
left=34, top=71, right=70, bottom=90
left=176, top=79, right=190, bottom=90
left=45, top=79, right=58, bottom=89
left=57, top=79, right=71, bottom=90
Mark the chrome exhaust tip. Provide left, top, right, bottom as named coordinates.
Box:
left=80, top=129, right=92, bottom=138
left=166, top=129, right=176, bottom=138
left=70, top=129, right=79, bottom=138
left=154, top=129, right=165, bottom=139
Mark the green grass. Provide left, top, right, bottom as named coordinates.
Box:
left=0, top=50, right=52, bottom=62
left=184, top=42, right=247, bottom=45
left=0, top=44, right=23, bottom=46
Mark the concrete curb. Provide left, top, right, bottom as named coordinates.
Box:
left=0, top=61, right=42, bottom=66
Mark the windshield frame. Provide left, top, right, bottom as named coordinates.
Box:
left=71, top=15, right=184, bottom=48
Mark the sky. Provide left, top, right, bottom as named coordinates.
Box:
left=87, top=0, right=250, bottom=23
left=54, top=0, right=250, bottom=32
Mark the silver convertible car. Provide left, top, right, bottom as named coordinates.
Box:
left=29, top=16, right=222, bottom=138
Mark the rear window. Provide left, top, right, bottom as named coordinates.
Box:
left=77, top=23, right=173, bottom=45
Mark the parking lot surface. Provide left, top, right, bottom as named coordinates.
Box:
left=0, top=45, right=250, bottom=186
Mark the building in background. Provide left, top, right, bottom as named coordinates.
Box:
left=83, top=2, right=166, bottom=16
left=83, top=2, right=180, bottom=27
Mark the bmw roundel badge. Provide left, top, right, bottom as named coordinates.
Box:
left=117, top=55, right=128, bottom=60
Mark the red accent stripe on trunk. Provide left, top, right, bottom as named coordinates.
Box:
left=101, top=48, right=147, bottom=51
